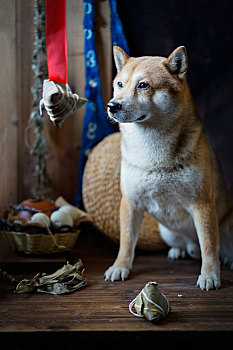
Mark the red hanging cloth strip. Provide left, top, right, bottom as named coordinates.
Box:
left=46, top=0, right=67, bottom=84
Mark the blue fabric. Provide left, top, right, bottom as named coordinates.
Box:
left=109, top=0, right=129, bottom=54
left=75, top=0, right=129, bottom=206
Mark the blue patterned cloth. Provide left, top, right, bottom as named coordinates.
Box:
left=75, top=0, right=129, bottom=206
left=109, top=0, right=129, bottom=54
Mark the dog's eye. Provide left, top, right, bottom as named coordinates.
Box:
left=117, top=82, right=123, bottom=89
left=137, top=82, right=150, bottom=90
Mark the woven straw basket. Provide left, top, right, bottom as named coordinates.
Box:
left=3, top=229, right=80, bottom=255
left=83, top=132, right=167, bottom=251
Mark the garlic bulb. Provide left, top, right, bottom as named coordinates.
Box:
left=50, top=210, right=73, bottom=229
left=58, top=205, right=79, bottom=223
left=30, top=213, right=50, bottom=227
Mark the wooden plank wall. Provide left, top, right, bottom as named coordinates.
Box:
left=0, top=0, right=19, bottom=258
left=46, top=0, right=112, bottom=203
left=0, top=0, right=112, bottom=255
left=0, top=0, right=112, bottom=214
left=0, top=0, right=19, bottom=215
left=16, top=0, right=34, bottom=205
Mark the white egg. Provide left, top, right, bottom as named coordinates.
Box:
left=58, top=205, right=79, bottom=223
left=31, top=213, right=50, bottom=227
left=50, top=210, right=73, bottom=228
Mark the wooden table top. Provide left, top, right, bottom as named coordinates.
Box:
left=0, top=228, right=233, bottom=346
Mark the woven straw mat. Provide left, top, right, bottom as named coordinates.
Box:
left=83, top=132, right=167, bottom=251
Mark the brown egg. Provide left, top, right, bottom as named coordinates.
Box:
left=17, top=199, right=56, bottom=219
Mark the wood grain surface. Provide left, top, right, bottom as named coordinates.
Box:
left=1, top=228, right=233, bottom=339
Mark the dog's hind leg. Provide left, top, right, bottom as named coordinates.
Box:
left=158, top=224, right=187, bottom=259
left=104, top=192, right=144, bottom=282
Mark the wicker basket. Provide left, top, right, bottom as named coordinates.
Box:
left=2, top=229, right=80, bottom=255
left=83, top=132, right=167, bottom=251
left=0, top=215, right=80, bottom=255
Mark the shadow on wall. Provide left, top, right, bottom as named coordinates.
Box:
left=117, top=0, right=233, bottom=193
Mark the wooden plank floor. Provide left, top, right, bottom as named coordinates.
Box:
left=0, top=228, right=233, bottom=348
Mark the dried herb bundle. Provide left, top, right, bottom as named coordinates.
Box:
left=15, top=260, right=87, bottom=295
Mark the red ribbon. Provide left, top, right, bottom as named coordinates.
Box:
left=46, top=0, right=67, bottom=84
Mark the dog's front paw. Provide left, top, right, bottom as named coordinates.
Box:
left=196, top=273, right=221, bottom=291
left=104, top=265, right=130, bottom=282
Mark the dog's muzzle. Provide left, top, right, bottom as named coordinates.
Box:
left=107, top=100, right=148, bottom=123
left=107, top=101, right=122, bottom=114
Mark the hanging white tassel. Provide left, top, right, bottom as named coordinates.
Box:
left=40, top=79, right=87, bottom=128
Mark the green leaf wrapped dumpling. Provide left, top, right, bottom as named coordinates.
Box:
left=129, top=282, right=170, bottom=323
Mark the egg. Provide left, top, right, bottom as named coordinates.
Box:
left=58, top=205, right=79, bottom=223
left=50, top=211, right=73, bottom=229
left=30, top=213, right=50, bottom=227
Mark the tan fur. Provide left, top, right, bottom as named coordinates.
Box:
left=104, top=46, right=233, bottom=290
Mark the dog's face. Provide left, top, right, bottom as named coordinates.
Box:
left=107, top=46, right=188, bottom=126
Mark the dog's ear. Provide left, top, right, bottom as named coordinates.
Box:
left=113, top=46, right=129, bottom=72
left=164, top=46, right=188, bottom=80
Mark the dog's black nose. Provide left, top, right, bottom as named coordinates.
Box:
left=107, top=101, right=122, bottom=114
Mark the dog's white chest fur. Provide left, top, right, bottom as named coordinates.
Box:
left=120, top=123, right=199, bottom=232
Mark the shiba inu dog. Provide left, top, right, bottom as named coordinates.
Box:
left=105, top=45, right=233, bottom=290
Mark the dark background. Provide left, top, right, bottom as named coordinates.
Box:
left=117, top=0, right=233, bottom=193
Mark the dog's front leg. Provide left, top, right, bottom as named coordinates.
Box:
left=191, top=201, right=221, bottom=290
left=104, top=193, right=144, bottom=282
